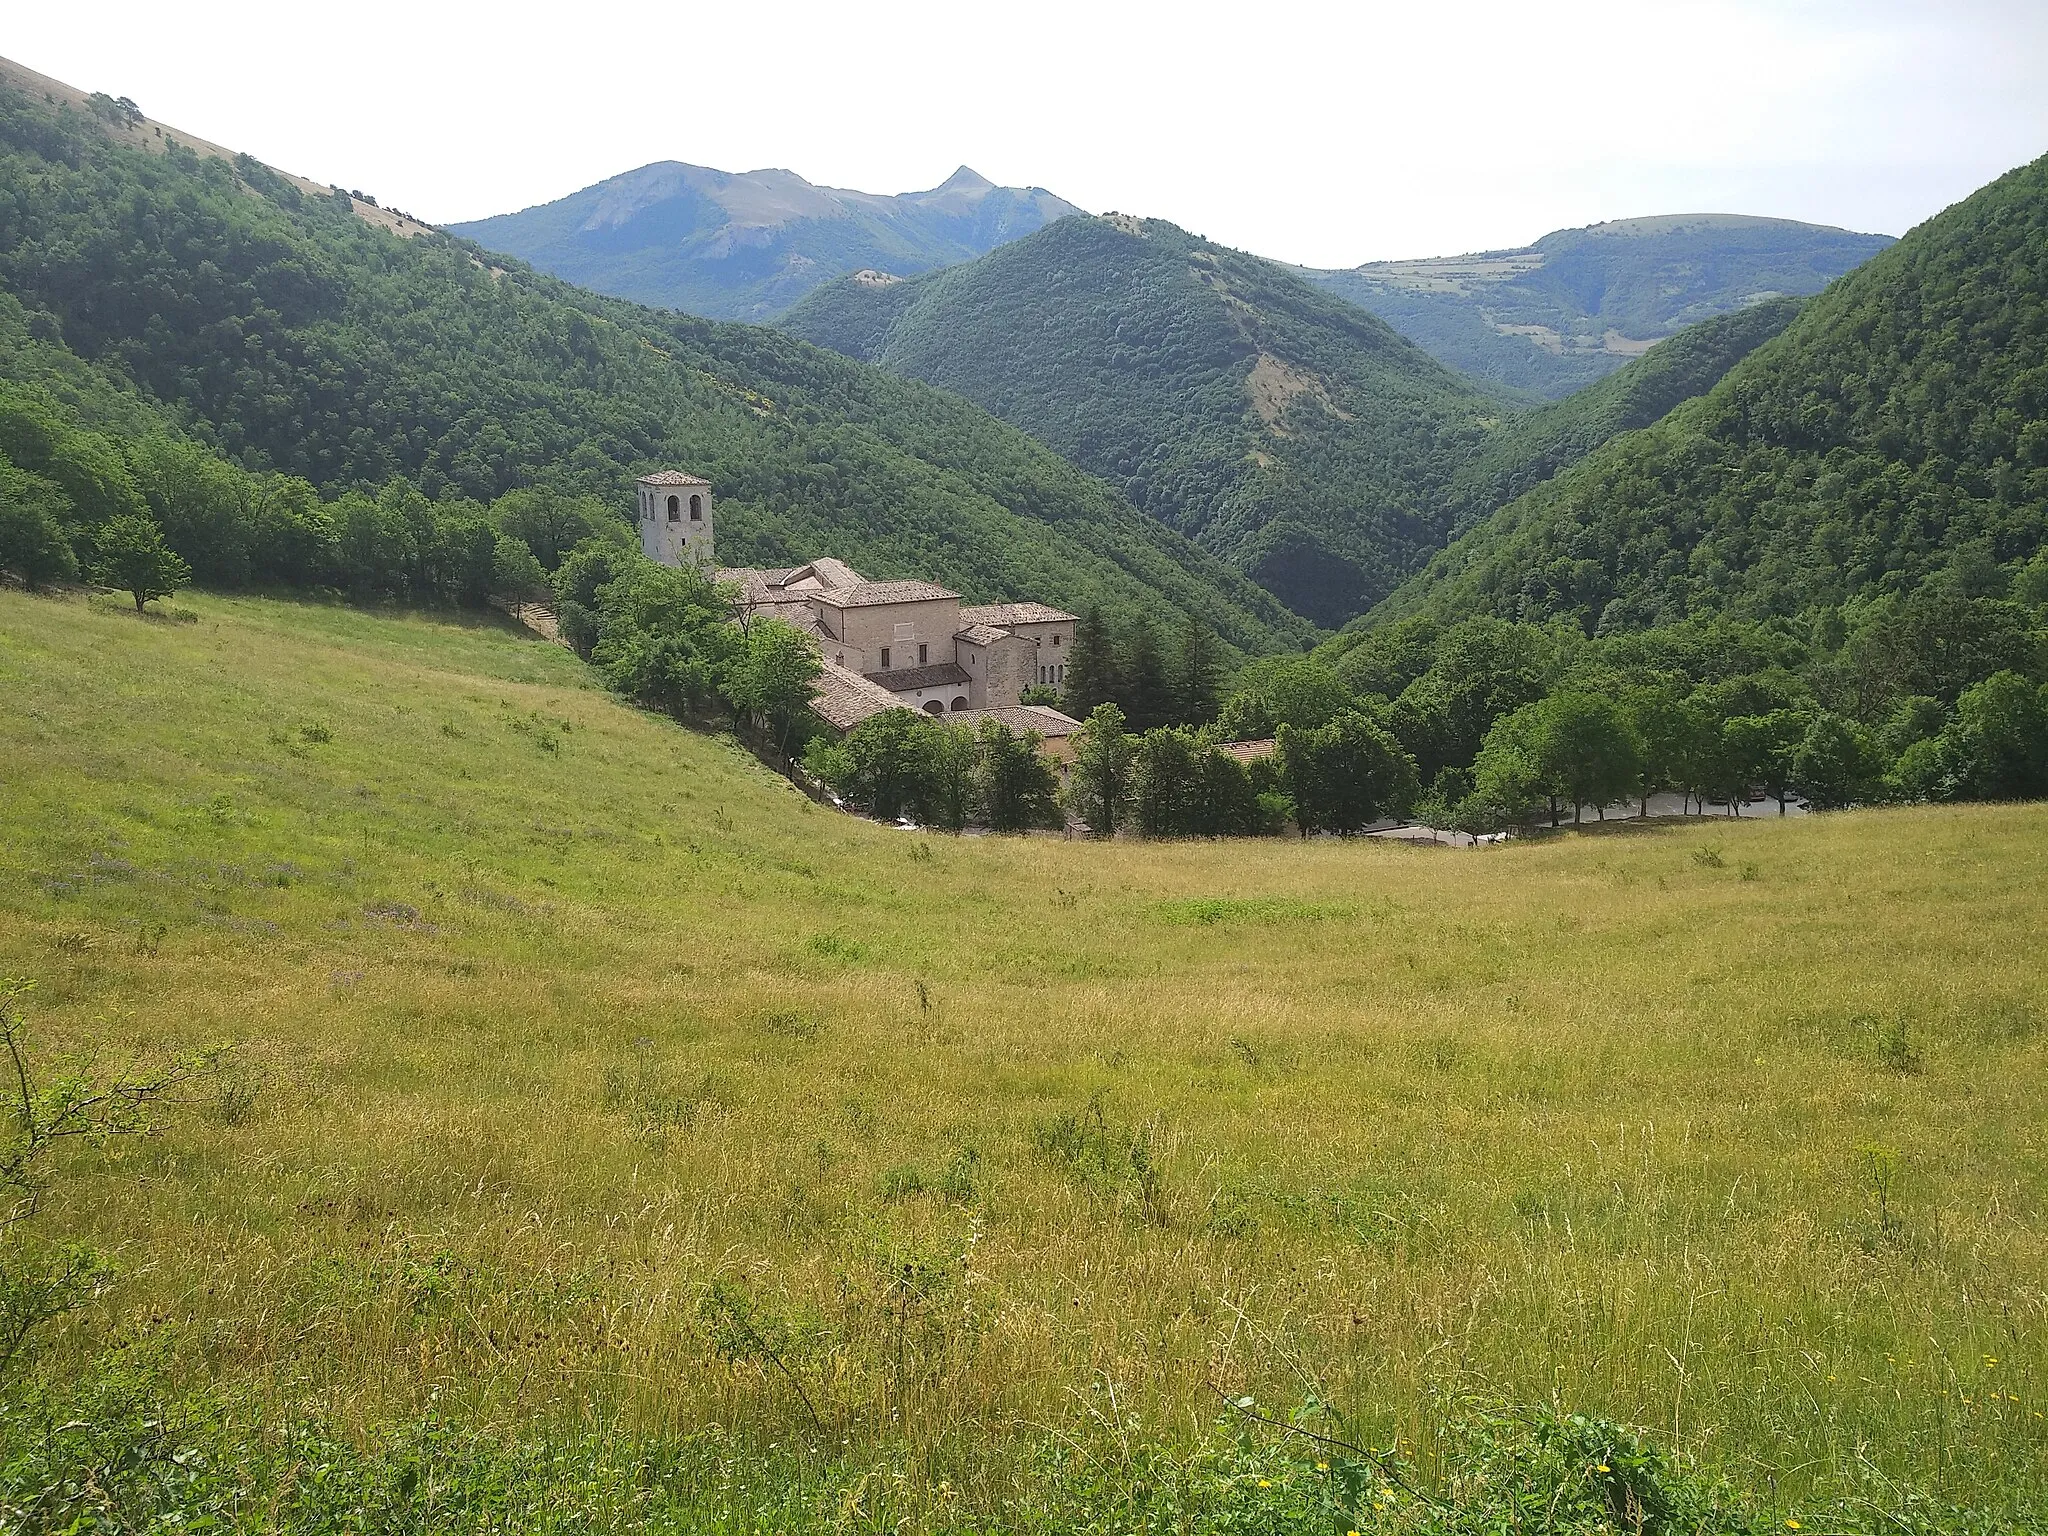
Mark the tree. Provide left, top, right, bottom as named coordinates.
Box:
left=1462, top=722, right=1546, bottom=836
left=1624, top=684, right=1692, bottom=818
left=91, top=515, right=191, bottom=612
left=1388, top=618, right=1555, bottom=783
left=1217, top=656, right=1356, bottom=740
left=491, top=534, right=553, bottom=604
left=811, top=712, right=954, bottom=823
left=1941, top=671, right=2048, bottom=801
left=1063, top=606, right=1120, bottom=715
left=553, top=539, right=635, bottom=658
left=1792, top=713, right=1879, bottom=810
left=0, top=463, right=76, bottom=590
left=723, top=618, right=823, bottom=760
left=1278, top=710, right=1418, bottom=836
left=1119, top=613, right=1173, bottom=730
left=923, top=721, right=978, bottom=833
left=1066, top=703, right=1133, bottom=836
left=972, top=718, right=1061, bottom=832
left=1722, top=708, right=1810, bottom=814
left=1130, top=727, right=1202, bottom=837
left=1172, top=615, right=1223, bottom=725
left=1527, top=691, right=1643, bottom=823
left=490, top=488, right=623, bottom=570
left=590, top=558, right=739, bottom=718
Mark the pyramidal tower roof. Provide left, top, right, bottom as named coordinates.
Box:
left=638, top=469, right=711, bottom=486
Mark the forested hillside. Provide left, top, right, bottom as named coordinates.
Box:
left=451, top=162, right=1082, bottom=322
left=0, top=74, right=1307, bottom=653
left=1368, top=153, right=2048, bottom=634
left=782, top=215, right=1503, bottom=626
left=1308, top=214, right=1892, bottom=398
left=1437, top=297, right=1803, bottom=535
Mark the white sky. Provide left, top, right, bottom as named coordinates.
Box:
left=9, top=0, right=2048, bottom=267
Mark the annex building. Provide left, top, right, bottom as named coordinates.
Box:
left=636, top=470, right=1085, bottom=750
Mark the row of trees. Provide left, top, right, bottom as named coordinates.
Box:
left=1297, top=600, right=2048, bottom=832
left=802, top=711, right=1063, bottom=832
left=0, top=380, right=641, bottom=610
left=1065, top=703, right=1419, bottom=838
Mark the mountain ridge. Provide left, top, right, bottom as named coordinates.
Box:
left=1306, top=212, right=1894, bottom=399
left=450, top=161, right=1083, bottom=322
left=782, top=213, right=1505, bottom=626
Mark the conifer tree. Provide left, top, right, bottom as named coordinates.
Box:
left=1063, top=606, right=1120, bottom=714
left=1173, top=615, right=1222, bottom=726
left=1120, top=613, right=1172, bottom=731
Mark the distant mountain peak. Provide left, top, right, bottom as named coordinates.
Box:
left=453, top=159, right=1082, bottom=322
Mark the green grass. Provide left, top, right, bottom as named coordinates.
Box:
left=2, top=587, right=2044, bottom=1528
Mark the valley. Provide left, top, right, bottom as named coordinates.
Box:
left=1, top=34, right=2045, bottom=1536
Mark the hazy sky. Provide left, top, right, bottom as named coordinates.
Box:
left=10, top=0, right=2047, bottom=267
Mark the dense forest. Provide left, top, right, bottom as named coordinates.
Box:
left=781, top=215, right=1504, bottom=626
left=1435, top=297, right=1804, bottom=537
left=1368, top=153, right=2048, bottom=635
left=0, top=82, right=1309, bottom=654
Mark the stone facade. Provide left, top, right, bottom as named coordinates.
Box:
left=637, top=470, right=713, bottom=567
left=635, top=469, right=1083, bottom=740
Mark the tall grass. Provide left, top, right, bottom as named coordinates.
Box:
left=1, top=588, right=2043, bottom=1523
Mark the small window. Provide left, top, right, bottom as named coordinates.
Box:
left=923, top=700, right=944, bottom=716
left=880, top=648, right=891, bottom=670
left=918, top=643, right=928, bottom=664
left=834, top=652, right=844, bottom=666
left=1052, top=633, right=1061, bottom=646
left=666, top=494, right=680, bottom=522
left=689, top=494, right=702, bottom=521
left=950, top=697, right=967, bottom=711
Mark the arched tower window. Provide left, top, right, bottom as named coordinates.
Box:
left=666, top=495, right=681, bottom=522
left=689, top=494, right=703, bottom=522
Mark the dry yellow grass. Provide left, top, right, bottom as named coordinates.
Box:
left=2, top=586, right=2043, bottom=1506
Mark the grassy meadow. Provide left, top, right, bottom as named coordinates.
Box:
left=1, top=586, right=2044, bottom=1529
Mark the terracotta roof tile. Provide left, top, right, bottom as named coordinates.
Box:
left=864, top=662, right=972, bottom=690
left=958, top=602, right=1077, bottom=627
left=816, top=580, right=960, bottom=607
left=954, top=704, right=1085, bottom=737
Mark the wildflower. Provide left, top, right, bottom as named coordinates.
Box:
left=1380, top=1488, right=1397, bottom=1500
left=1787, top=1521, right=1803, bottom=1530
left=1316, top=1461, right=1329, bottom=1472
left=1257, top=1479, right=1272, bottom=1488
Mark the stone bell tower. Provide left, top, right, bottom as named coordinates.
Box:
left=636, top=470, right=714, bottom=567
